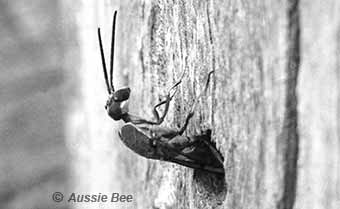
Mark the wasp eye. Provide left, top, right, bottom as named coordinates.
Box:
left=113, top=88, right=131, bottom=102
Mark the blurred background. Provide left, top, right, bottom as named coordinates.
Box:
left=0, top=1, right=130, bottom=208
left=0, top=0, right=77, bottom=208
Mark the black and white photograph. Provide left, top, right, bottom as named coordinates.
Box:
left=0, top=0, right=339, bottom=209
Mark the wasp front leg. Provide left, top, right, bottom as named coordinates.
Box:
left=121, top=73, right=184, bottom=125
left=151, top=72, right=184, bottom=125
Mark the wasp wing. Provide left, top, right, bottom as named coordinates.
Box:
left=119, top=123, right=160, bottom=160
left=157, top=139, right=225, bottom=174
left=168, top=157, right=224, bottom=174
left=119, top=124, right=224, bottom=174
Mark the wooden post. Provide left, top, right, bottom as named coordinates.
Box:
left=70, top=0, right=340, bottom=208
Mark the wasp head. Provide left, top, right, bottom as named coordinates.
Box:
left=98, top=11, right=129, bottom=120
left=105, top=87, right=131, bottom=120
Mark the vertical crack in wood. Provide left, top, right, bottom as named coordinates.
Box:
left=278, top=0, right=300, bottom=209
left=206, top=1, right=217, bottom=145
left=139, top=41, right=146, bottom=81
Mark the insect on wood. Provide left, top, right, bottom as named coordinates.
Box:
left=97, top=11, right=224, bottom=174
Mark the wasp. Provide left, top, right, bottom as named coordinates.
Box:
left=97, top=11, right=224, bottom=174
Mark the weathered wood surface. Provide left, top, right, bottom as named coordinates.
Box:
left=74, top=0, right=340, bottom=209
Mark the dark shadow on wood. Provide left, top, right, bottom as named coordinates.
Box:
left=192, top=169, right=226, bottom=208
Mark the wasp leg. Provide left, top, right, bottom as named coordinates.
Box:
left=125, top=70, right=187, bottom=125
left=178, top=111, right=194, bottom=135
left=152, top=70, right=186, bottom=124
left=156, top=136, right=223, bottom=174
left=178, top=70, right=215, bottom=135
left=151, top=99, right=167, bottom=124
left=123, top=95, right=177, bottom=125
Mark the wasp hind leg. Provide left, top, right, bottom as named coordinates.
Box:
left=178, top=70, right=215, bottom=135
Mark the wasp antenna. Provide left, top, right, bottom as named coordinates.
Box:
left=97, top=28, right=111, bottom=94
left=109, top=10, right=118, bottom=92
